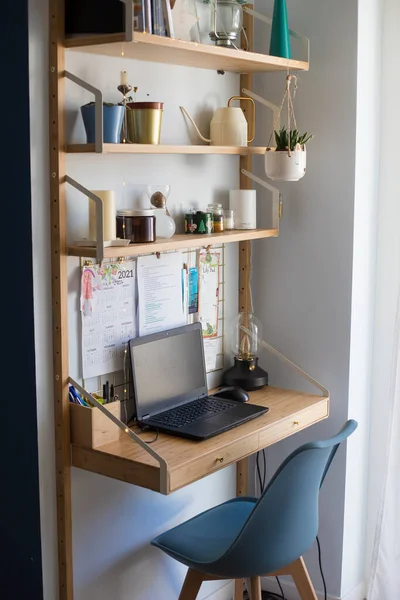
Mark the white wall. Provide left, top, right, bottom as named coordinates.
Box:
left=29, top=0, right=58, bottom=598
left=29, top=2, right=244, bottom=599
left=252, top=0, right=374, bottom=598
left=366, top=0, right=400, bottom=580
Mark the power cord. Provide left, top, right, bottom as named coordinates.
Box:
left=316, top=536, right=327, bottom=600
left=133, top=424, right=159, bottom=444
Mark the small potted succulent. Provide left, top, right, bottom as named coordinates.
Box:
left=265, top=126, right=314, bottom=181
left=80, top=101, right=125, bottom=144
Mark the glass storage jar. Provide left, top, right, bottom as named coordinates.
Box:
left=116, top=209, right=156, bottom=243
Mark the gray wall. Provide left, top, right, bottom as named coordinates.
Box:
left=252, top=0, right=360, bottom=597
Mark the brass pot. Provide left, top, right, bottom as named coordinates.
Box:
left=126, top=102, right=163, bottom=144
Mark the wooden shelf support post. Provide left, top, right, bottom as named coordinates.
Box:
left=50, top=0, right=74, bottom=599
left=235, top=7, right=254, bottom=600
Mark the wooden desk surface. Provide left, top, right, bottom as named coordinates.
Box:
left=71, top=386, right=329, bottom=494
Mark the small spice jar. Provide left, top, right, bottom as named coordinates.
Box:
left=116, top=209, right=156, bottom=243
left=223, top=209, right=234, bottom=230
left=207, top=203, right=224, bottom=233
left=196, top=211, right=213, bottom=234
left=185, top=209, right=197, bottom=234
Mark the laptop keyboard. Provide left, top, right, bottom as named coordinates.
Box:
left=149, top=398, right=236, bottom=429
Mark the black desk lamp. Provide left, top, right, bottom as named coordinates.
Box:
left=223, top=312, right=268, bottom=391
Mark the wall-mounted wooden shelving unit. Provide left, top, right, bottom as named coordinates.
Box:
left=50, top=3, right=318, bottom=599
left=66, top=143, right=267, bottom=155
left=68, top=229, right=278, bottom=259
left=66, top=31, right=309, bottom=73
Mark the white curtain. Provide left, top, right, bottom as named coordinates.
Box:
left=368, top=288, right=400, bottom=599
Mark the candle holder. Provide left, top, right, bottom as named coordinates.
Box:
left=117, top=83, right=136, bottom=143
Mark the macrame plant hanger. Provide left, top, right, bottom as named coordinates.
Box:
left=268, top=73, right=298, bottom=156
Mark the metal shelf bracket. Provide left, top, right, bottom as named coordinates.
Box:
left=241, top=169, right=281, bottom=233
left=119, top=0, right=134, bottom=43
left=65, top=175, right=105, bottom=264
left=243, top=6, right=310, bottom=64
left=65, top=71, right=104, bottom=153
left=70, top=378, right=169, bottom=493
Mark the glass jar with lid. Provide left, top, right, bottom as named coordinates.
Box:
left=207, top=203, right=224, bottom=233
left=223, top=209, right=234, bottom=230
left=116, top=209, right=156, bottom=243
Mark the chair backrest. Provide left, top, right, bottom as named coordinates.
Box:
left=216, top=420, right=358, bottom=577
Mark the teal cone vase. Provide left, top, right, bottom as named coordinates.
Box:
left=269, top=0, right=291, bottom=59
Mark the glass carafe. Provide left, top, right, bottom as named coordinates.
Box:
left=147, top=184, right=176, bottom=239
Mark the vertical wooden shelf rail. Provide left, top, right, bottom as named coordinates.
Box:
left=50, top=0, right=73, bottom=599
left=235, top=7, right=254, bottom=600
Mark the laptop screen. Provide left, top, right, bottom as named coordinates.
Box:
left=130, top=323, right=208, bottom=420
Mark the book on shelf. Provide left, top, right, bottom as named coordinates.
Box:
left=152, top=0, right=168, bottom=36
left=134, top=0, right=152, bottom=33
left=133, top=0, right=175, bottom=38
left=162, top=0, right=175, bottom=38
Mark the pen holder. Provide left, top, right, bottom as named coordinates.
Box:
left=70, top=400, right=122, bottom=449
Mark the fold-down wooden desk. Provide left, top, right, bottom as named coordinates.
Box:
left=71, top=386, right=329, bottom=495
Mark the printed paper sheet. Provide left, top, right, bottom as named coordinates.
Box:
left=81, top=261, right=137, bottom=378
left=137, top=252, right=186, bottom=336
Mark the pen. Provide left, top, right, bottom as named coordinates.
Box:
left=69, top=385, right=90, bottom=407
left=105, top=380, right=109, bottom=403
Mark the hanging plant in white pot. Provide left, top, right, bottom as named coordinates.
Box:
left=265, top=126, right=313, bottom=181
left=264, top=74, right=314, bottom=182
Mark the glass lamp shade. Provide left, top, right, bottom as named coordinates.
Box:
left=230, top=312, right=262, bottom=360
left=209, top=0, right=243, bottom=47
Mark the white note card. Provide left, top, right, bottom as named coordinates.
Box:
left=81, top=261, right=137, bottom=378
left=137, top=252, right=186, bottom=336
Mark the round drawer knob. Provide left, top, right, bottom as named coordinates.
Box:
left=294, top=421, right=299, bottom=426
left=216, top=457, right=224, bottom=463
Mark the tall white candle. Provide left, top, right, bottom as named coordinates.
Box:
left=88, top=190, right=116, bottom=242
left=120, top=70, right=128, bottom=86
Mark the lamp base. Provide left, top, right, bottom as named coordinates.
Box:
left=209, top=34, right=239, bottom=49
left=223, top=357, right=268, bottom=392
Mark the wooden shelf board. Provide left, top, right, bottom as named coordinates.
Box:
left=71, top=386, right=329, bottom=494
left=65, top=32, right=309, bottom=74
left=68, top=229, right=279, bottom=259
left=67, top=143, right=267, bottom=155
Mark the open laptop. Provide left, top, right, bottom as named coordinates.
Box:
left=129, top=323, right=269, bottom=440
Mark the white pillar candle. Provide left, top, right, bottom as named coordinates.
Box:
left=88, top=190, right=116, bottom=242
left=120, top=70, right=128, bottom=86
left=229, top=189, right=257, bottom=229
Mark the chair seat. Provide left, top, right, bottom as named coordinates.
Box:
left=151, top=497, right=257, bottom=570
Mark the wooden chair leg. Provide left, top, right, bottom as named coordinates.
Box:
left=249, top=576, right=262, bottom=600
left=234, top=578, right=244, bottom=600
left=289, top=557, right=318, bottom=600
left=178, top=569, right=204, bottom=600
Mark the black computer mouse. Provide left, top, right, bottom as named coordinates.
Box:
left=213, top=385, right=250, bottom=403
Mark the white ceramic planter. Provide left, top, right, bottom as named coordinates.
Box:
left=265, top=146, right=307, bottom=181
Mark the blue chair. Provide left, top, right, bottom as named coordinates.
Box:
left=152, top=420, right=357, bottom=600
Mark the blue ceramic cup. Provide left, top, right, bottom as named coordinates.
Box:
left=80, top=104, right=125, bottom=144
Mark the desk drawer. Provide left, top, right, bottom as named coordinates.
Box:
left=258, top=399, right=329, bottom=448
left=169, top=435, right=259, bottom=492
